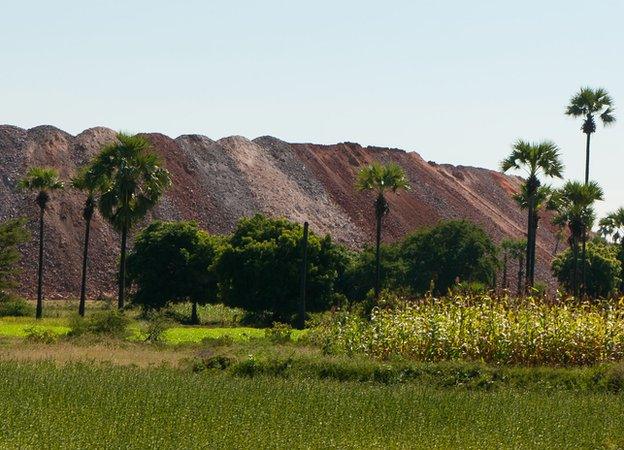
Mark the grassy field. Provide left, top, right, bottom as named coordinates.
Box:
left=0, top=316, right=305, bottom=344
left=0, top=361, right=622, bottom=449
left=3, top=300, right=624, bottom=448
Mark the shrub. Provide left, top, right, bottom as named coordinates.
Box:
left=140, top=312, right=172, bottom=343
left=401, top=220, right=499, bottom=295
left=127, top=221, right=223, bottom=316
left=25, top=326, right=59, bottom=344
left=265, top=322, right=293, bottom=344
left=217, top=215, right=350, bottom=322
left=0, top=296, right=34, bottom=317
left=0, top=218, right=29, bottom=296
left=68, top=311, right=130, bottom=338
left=552, top=241, right=622, bottom=298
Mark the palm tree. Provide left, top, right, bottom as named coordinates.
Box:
left=599, top=207, right=624, bottom=291
left=356, top=161, right=410, bottom=300
left=552, top=181, right=604, bottom=298
left=18, top=167, right=64, bottom=319
left=566, top=87, right=615, bottom=295
left=565, top=87, right=615, bottom=184
left=71, top=166, right=104, bottom=316
left=501, top=140, right=564, bottom=291
left=87, top=133, right=171, bottom=309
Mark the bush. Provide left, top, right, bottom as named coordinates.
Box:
left=0, top=296, right=34, bottom=317
left=552, top=241, right=622, bottom=298
left=68, top=311, right=130, bottom=338
left=25, top=326, right=59, bottom=344
left=140, top=312, right=172, bottom=343
left=401, top=220, right=499, bottom=295
left=265, top=322, right=293, bottom=344
left=127, top=221, right=223, bottom=313
left=217, top=215, right=350, bottom=322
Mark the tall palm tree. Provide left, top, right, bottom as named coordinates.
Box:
left=501, top=140, right=564, bottom=291
left=552, top=181, right=604, bottom=298
left=18, top=167, right=64, bottom=319
left=356, top=161, right=410, bottom=300
left=71, top=166, right=104, bottom=316
left=599, top=207, right=624, bottom=291
left=566, top=87, right=615, bottom=295
left=87, top=133, right=171, bottom=309
left=565, top=87, right=615, bottom=184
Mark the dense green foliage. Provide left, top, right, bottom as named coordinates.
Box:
left=315, top=293, right=624, bottom=365
left=0, top=362, right=623, bottom=449
left=338, top=220, right=498, bottom=300
left=217, top=215, right=349, bottom=321
left=0, top=218, right=29, bottom=296
left=127, top=221, right=223, bottom=311
left=552, top=241, right=622, bottom=298
left=337, top=243, right=406, bottom=301
left=401, top=220, right=498, bottom=295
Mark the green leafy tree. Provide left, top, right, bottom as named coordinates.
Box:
left=599, top=207, right=624, bottom=291
left=400, top=220, right=499, bottom=295
left=71, top=165, right=104, bottom=316
left=87, top=133, right=171, bottom=309
left=337, top=243, right=407, bottom=301
left=217, top=215, right=350, bottom=323
left=126, top=221, right=223, bottom=324
left=0, top=218, right=29, bottom=297
left=18, top=167, right=64, bottom=319
left=551, top=181, right=604, bottom=298
left=501, top=140, right=564, bottom=291
left=356, top=162, right=410, bottom=301
left=552, top=240, right=621, bottom=299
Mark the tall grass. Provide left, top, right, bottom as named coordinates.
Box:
left=316, top=294, right=624, bottom=365
left=0, top=362, right=623, bottom=449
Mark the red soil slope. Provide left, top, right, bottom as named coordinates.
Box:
left=0, top=126, right=558, bottom=298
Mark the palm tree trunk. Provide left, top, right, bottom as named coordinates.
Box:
left=374, top=197, right=383, bottom=301
left=584, top=132, right=591, bottom=184
left=191, top=301, right=199, bottom=325
left=118, top=223, right=128, bottom=310
left=530, top=214, right=539, bottom=287
left=581, top=132, right=591, bottom=297
left=517, top=255, right=524, bottom=297
left=78, top=214, right=92, bottom=316
left=581, top=227, right=587, bottom=297
left=525, top=204, right=534, bottom=293
left=502, top=254, right=508, bottom=290
left=572, top=236, right=579, bottom=299
left=36, top=206, right=45, bottom=319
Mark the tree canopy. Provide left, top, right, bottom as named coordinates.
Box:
left=126, top=221, right=223, bottom=311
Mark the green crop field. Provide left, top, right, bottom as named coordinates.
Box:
left=0, top=362, right=623, bottom=449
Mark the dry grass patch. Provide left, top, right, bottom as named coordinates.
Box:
left=0, top=339, right=191, bottom=368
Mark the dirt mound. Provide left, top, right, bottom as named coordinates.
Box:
left=0, top=125, right=558, bottom=298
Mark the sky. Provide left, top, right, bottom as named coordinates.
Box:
left=1, top=0, right=622, bottom=217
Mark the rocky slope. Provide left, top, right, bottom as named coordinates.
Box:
left=0, top=125, right=559, bottom=298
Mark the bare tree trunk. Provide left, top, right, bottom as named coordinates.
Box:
left=118, top=223, right=128, bottom=310
left=36, top=206, right=45, bottom=319
left=374, top=209, right=382, bottom=301
left=191, top=301, right=199, bottom=325
left=572, top=236, right=579, bottom=299
left=78, top=214, right=92, bottom=317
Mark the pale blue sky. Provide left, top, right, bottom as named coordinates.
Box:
left=1, top=0, right=622, bottom=217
